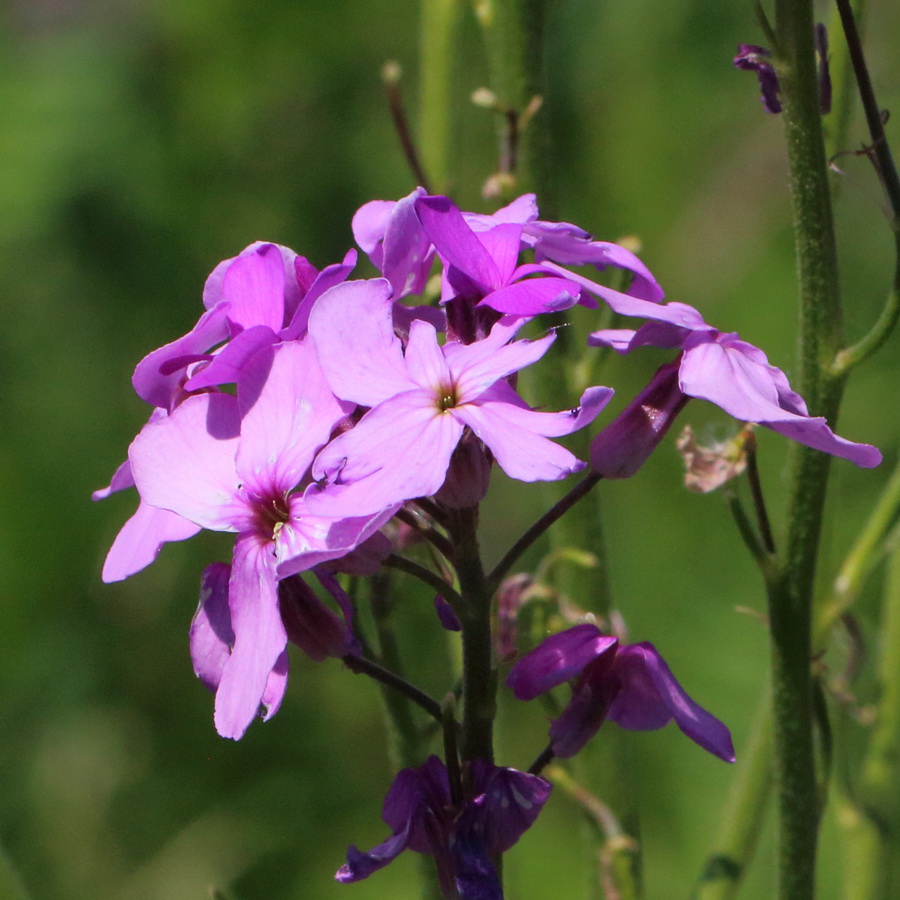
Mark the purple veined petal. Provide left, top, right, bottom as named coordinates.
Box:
left=450, top=330, right=557, bottom=403
left=403, top=319, right=453, bottom=392
left=440, top=315, right=528, bottom=375
left=416, top=196, right=503, bottom=293
left=608, top=643, right=735, bottom=762
left=717, top=335, right=808, bottom=416
left=477, top=276, right=583, bottom=315
left=476, top=223, right=525, bottom=285
left=132, top=302, right=231, bottom=408
left=101, top=501, right=202, bottom=582
left=454, top=400, right=586, bottom=483
left=184, top=324, right=277, bottom=392
left=275, top=501, right=399, bottom=578
left=213, top=535, right=288, bottom=740
left=203, top=241, right=297, bottom=311
left=221, top=242, right=286, bottom=332
left=283, top=249, right=358, bottom=340
left=129, top=393, right=243, bottom=531
left=235, top=340, right=349, bottom=493
left=92, top=459, right=134, bottom=500
left=308, top=278, right=414, bottom=407
left=473, top=761, right=552, bottom=854
left=335, top=820, right=415, bottom=884
left=391, top=302, right=447, bottom=339
left=190, top=562, right=234, bottom=691
left=307, top=392, right=465, bottom=517
left=506, top=623, right=618, bottom=699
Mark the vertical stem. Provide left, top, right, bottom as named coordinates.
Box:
left=472, top=0, right=546, bottom=192
left=770, top=1, right=846, bottom=898
left=840, top=539, right=900, bottom=899
left=449, top=506, right=497, bottom=763
left=420, top=0, right=463, bottom=191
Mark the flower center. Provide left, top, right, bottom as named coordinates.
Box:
left=436, top=382, right=459, bottom=412
left=250, top=490, right=292, bottom=538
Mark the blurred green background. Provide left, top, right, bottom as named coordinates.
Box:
left=1, top=0, right=897, bottom=898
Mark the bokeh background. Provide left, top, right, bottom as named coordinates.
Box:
left=1, top=0, right=898, bottom=898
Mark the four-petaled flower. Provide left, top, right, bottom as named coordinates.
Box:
left=336, top=755, right=551, bottom=900
left=507, top=623, right=735, bottom=762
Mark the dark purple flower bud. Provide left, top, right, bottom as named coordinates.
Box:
left=278, top=571, right=359, bottom=662
left=734, top=43, right=782, bottom=114
left=434, top=595, right=462, bottom=632
left=590, top=361, right=690, bottom=479
left=337, top=755, right=551, bottom=898
left=507, top=623, right=735, bottom=762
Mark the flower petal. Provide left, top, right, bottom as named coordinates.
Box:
left=506, top=624, right=618, bottom=699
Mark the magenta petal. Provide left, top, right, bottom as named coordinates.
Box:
left=416, top=196, right=502, bottom=292
left=213, top=536, right=288, bottom=740
left=478, top=276, right=581, bottom=315
left=608, top=643, right=735, bottom=762
left=221, top=242, right=286, bottom=332
left=190, top=562, right=234, bottom=691
left=236, top=340, right=347, bottom=493
left=283, top=249, right=358, bottom=339
left=308, top=393, right=464, bottom=516
left=308, top=278, right=413, bottom=407
left=455, top=400, right=585, bottom=483
left=92, top=459, right=134, bottom=500
left=102, top=501, right=201, bottom=582
left=132, top=302, right=230, bottom=408
left=506, top=624, right=618, bottom=699
left=335, top=821, right=414, bottom=884
left=184, top=324, right=277, bottom=392
left=129, top=393, right=242, bottom=531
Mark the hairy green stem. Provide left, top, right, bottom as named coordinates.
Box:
left=471, top=0, right=546, bottom=193
left=448, top=506, right=497, bottom=764
left=770, top=0, right=846, bottom=896
left=419, top=0, right=463, bottom=191
left=839, top=539, right=900, bottom=898
left=694, top=696, right=773, bottom=900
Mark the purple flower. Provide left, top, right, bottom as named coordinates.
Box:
left=588, top=298, right=881, bottom=471
left=190, top=564, right=360, bottom=723
left=305, top=278, right=613, bottom=517
left=132, top=242, right=356, bottom=409
left=734, top=43, right=782, bottom=113
left=507, top=623, right=735, bottom=762
left=336, top=755, right=551, bottom=899
left=116, top=340, right=394, bottom=738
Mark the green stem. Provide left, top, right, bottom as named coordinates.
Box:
left=816, top=455, right=900, bottom=641
left=839, top=539, right=900, bottom=898
left=471, top=0, right=546, bottom=194
left=448, top=506, right=497, bottom=764
left=419, top=0, right=463, bottom=191
left=769, top=1, right=846, bottom=897
left=694, top=696, right=774, bottom=900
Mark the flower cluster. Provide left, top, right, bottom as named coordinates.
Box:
left=97, top=188, right=879, bottom=896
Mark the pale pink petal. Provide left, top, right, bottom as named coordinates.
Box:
left=403, top=320, right=452, bottom=392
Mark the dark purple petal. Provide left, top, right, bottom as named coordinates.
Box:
left=608, top=643, right=735, bottom=762
left=278, top=574, right=354, bottom=661
left=590, top=361, right=689, bottom=479
left=733, top=44, right=781, bottom=113
left=506, top=623, right=618, bottom=699
left=548, top=650, right=619, bottom=758
left=435, top=595, right=462, bottom=631
left=335, top=821, right=414, bottom=883
left=471, top=761, right=552, bottom=854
